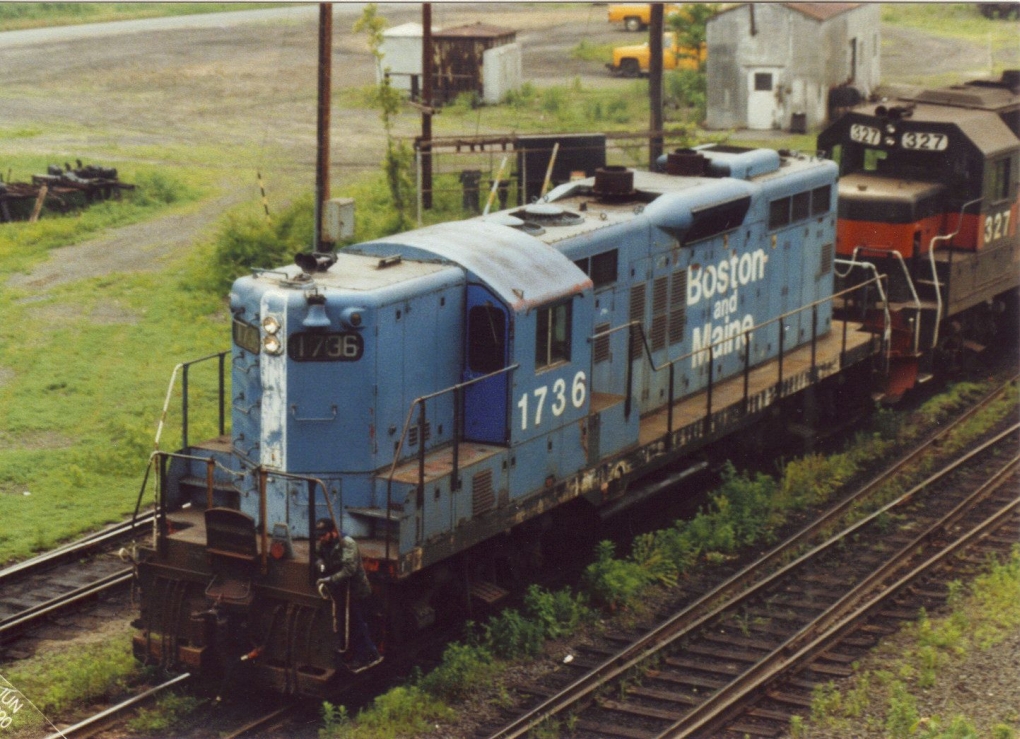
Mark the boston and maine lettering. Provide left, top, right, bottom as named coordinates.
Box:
left=687, top=249, right=768, bottom=368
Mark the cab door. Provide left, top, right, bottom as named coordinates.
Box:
left=463, top=285, right=511, bottom=444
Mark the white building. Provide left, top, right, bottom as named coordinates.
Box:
left=706, top=3, right=881, bottom=131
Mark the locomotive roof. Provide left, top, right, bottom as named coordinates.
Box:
left=355, top=219, right=591, bottom=312
left=905, top=82, right=1019, bottom=112
left=838, top=173, right=944, bottom=202
left=854, top=102, right=1017, bottom=157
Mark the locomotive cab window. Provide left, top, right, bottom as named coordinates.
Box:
left=574, top=249, right=618, bottom=289
left=536, top=301, right=571, bottom=370
left=769, top=197, right=791, bottom=229
left=989, top=157, right=1012, bottom=202
left=468, top=305, right=507, bottom=374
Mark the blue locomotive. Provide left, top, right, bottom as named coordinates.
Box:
left=132, top=143, right=881, bottom=694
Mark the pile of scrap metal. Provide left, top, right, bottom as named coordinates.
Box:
left=0, top=160, right=134, bottom=223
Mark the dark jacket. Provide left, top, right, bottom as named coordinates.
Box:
left=319, top=534, right=372, bottom=599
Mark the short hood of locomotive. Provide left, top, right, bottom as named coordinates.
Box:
left=228, top=255, right=463, bottom=477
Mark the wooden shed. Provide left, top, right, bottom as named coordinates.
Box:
left=432, top=23, right=522, bottom=105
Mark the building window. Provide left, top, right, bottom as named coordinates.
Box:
left=536, top=301, right=571, bottom=369
left=755, top=72, right=773, bottom=91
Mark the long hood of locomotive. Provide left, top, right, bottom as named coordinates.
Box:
left=225, top=147, right=838, bottom=540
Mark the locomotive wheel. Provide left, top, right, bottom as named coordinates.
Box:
left=624, top=16, right=643, bottom=31
left=620, top=58, right=641, bottom=78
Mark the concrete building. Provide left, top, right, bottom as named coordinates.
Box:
left=705, top=3, right=881, bottom=131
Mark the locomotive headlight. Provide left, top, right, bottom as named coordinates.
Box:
left=262, top=316, right=281, bottom=335
left=884, top=136, right=896, bottom=147
left=263, top=335, right=284, bottom=355
left=885, top=123, right=896, bottom=134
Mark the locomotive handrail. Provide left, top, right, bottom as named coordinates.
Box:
left=927, top=197, right=983, bottom=348
left=382, top=363, right=520, bottom=562
left=152, top=350, right=230, bottom=453
left=255, top=468, right=338, bottom=583
left=140, top=449, right=334, bottom=580
left=845, top=246, right=919, bottom=354
left=592, top=275, right=890, bottom=444
left=834, top=259, right=892, bottom=366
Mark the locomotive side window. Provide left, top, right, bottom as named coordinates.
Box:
left=811, top=185, right=831, bottom=215
left=771, top=189, right=830, bottom=230
left=467, top=305, right=507, bottom=374
left=792, top=191, right=811, bottom=221
left=769, top=197, right=791, bottom=229
left=754, top=72, right=773, bottom=91
left=574, top=249, right=619, bottom=288
left=685, top=196, right=751, bottom=243
left=989, top=157, right=1012, bottom=202
left=590, top=250, right=619, bottom=287
left=536, top=301, right=572, bottom=369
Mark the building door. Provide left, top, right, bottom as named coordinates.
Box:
left=747, top=69, right=778, bottom=130
left=463, top=285, right=510, bottom=444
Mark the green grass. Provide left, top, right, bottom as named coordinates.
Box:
left=1, top=627, right=142, bottom=715
left=882, top=3, right=1020, bottom=51
left=0, top=3, right=287, bottom=33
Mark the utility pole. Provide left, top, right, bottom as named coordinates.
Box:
left=649, top=3, right=664, bottom=171
left=421, top=3, right=434, bottom=210
left=315, top=3, right=333, bottom=251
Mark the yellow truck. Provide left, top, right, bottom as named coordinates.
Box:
left=606, top=4, right=681, bottom=32
left=607, top=32, right=705, bottom=77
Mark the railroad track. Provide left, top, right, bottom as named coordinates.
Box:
left=485, top=380, right=1019, bottom=738
left=0, top=513, right=154, bottom=645
left=39, top=673, right=190, bottom=739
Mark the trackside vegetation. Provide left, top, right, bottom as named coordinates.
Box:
left=317, top=380, right=1019, bottom=738
left=793, top=547, right=1020, bottom=739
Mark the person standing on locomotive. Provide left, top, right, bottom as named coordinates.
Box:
left=315, top=518, right=382, bottom=671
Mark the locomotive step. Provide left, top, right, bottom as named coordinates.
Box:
left=179, top=476, right=241, bottom=493
left=347, top=506, right=404, bottom=521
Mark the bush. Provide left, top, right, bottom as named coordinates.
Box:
left=483, top=608, right=545, bottom=659
left=130, top=170, right=195, bottom=207
left=583, top=540, right=655, bottom=610
left=208, top=193, right=314, bottom=293
left=418, top=642, right=497, bottom=702
left=666, top=69, right=707, bottom=121
left=523, top=584, right=591, bottom=639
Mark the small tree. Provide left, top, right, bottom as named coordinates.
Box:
left=666, top=3, right=717, bottom=122
left=354, top=4, right=415, bottom=231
